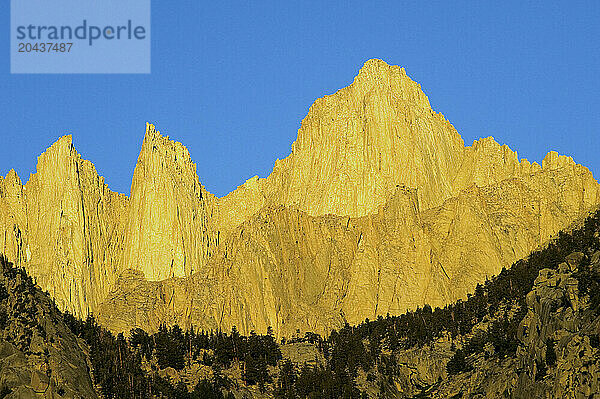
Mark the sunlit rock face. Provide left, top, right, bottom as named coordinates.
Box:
left=0, top=136, right=128, bottom=317
left=260, top=58, right=466, bottom=217
left=122, top=124, right=219, bottom=281
left=1, top=59, right=599, bottom=336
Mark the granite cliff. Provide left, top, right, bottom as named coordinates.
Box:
left=0, top=137, right=128, bottom=318
left=122, top=125, right=219, bottom=281
left=1, top=59, right=599, bottom=337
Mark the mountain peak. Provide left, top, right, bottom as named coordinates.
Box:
left=3, top=169, right=21, bottom=185
left=144, top=122, right=163, bottom=141
left=351, top=59, right=430, bottom=110
left=124, top=124, right=216, bottom=281
left=356, top=58, right=405, bottom=78
left=542, top=151, right=576, bottom=170
left=3, top=61, right=600, bottom=344
left=32, top=134, right=80, bottom=181
left=139, top=123, right=194, bottom=170
left=51, top=134, right=73, bottom=148
left=268, top=61, right=453, bottom=217
left=40, top=134, right=74, bottom=157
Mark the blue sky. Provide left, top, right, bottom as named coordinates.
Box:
left=1, top=1, right=599, bottom=196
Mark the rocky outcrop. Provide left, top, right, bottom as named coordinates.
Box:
left=0, top=256, right=99, bottom=398
left=1, top=59, right=599, bottom=337
left=399, top=251, right=600, bottom=399
left=510, top=254, right=600, bottom=398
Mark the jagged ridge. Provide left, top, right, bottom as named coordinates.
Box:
left=0, top=60, right=598, bottom=338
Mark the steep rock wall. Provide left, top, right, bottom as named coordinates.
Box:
left=1, top=59, right=599, bottom=336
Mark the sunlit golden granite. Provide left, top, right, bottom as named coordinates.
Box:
left=1, top=60, right=598, bottom=337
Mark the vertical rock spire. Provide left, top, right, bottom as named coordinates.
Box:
left=122, top=123, right=217, bottom=281
left=10, top=135, right=129, bottom=317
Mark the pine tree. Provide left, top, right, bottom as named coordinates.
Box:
left=155, top=324, right=186, bottom=370
left=256, top=355, right=271, bottom=392
left=275, top=359, right=297, bottom=398
left=243, top=354, right=258, bottom=385
left=446, top=349, right=471, bottom=374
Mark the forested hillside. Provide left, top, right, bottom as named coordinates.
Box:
left=0, top=256, right=99, bottom=398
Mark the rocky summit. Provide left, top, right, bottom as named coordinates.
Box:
left=1, top=60, right=599, bottom=339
